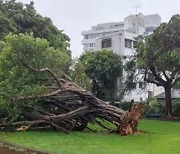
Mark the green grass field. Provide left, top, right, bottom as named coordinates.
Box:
left=0, top=119, right=180, bottom=154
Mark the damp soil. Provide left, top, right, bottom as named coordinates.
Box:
left=0, top=142, right=51, bottom=154
left=0, top=146, right=25, bottom=154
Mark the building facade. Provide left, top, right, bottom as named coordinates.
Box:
left=81, top=13, right=162, bottom=102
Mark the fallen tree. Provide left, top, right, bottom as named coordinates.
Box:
left=0, top=62, right=145, bottom=135
left=0, top=34, right=145, bottom=135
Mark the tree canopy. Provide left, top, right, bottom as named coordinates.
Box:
left=80, top=50, right=123, bottom=101
left=0, top=0, right=70, bottom=54
left=134, top=15, right=180, bottom=116
left=70, top=60, right=92, bottom=91
left=0, top=33, right=71, bottom=121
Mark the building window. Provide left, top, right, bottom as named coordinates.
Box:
left=102, top=38, right=112, bottom=48
left=133, top=41, right=137, bottom=48
left=146, top=26, right=155, bottom=33
left=90, top=43, right=95, bottom=47
left=84, top=35, right=89, bottom=39
left=139, top=82, right=143, bottom=88
left=125, top=39, right=132, bottom=48
left=84, top=44, right=89, bottom=48
left=114, top=24, right=120, bottom=27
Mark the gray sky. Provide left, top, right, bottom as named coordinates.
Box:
left=18, top=0, right=180, bottom=58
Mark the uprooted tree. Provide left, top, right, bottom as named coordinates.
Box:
left=0, top=34, right=145, bottom=135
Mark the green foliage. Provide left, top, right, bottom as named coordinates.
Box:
left=111, top=101, right=134, bottom=111
left=0, top=15, right=17, bottom=39
left=0, top=33, right=71, bottom=121
left=124, top=57, right=139, bottom=91
left=172, top=101, right=180, bottom=117
left=70, top=60, right=92, bottom=91
left=0, top=0, right=70, bottom=54
left=145, top=98, right=180, bottom=116
left=80, top=50, right=123, bottom=100
left=145, top=98, right=165, bottom=114
left=174, top=81, right=180, bottom=89
left=135, top=15, right=180, bottom=86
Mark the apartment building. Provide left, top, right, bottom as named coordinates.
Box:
left=81, top=13, right=162, bottom=101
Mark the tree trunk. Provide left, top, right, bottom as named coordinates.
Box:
left=165, top=87, right=172, bottom=116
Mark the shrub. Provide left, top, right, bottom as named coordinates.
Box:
left=172, top=101, right=180, bottom=117
left=145, top=97, right=165, bottom=114
left=110, top=101, right=134, bottom=111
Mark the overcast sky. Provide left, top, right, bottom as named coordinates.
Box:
left=18, top=0, right=180, bottom=58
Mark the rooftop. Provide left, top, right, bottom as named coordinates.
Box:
left=155, top=89, right=180, bottom=99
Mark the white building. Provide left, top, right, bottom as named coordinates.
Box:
left=81, top=13, right=162, bottom=102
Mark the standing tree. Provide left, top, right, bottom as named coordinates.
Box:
left=80, top=50, right=123, bottom=101
left=135, top=15, right=180, bottom=116
left=0, top=0, right=70, bottom=54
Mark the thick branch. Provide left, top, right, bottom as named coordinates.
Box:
left=0, top=120, right=47, bottom=127
left=12, top=88, right=62, bottom=103
left=150, top=66, right=167, bottom=86
left=144, top=71, right=164, bottom=86
left=40, top=106, right=89, bottom=121
left=20, top=59, right=62, bottom=88
left=163, top=71, right=171, bottom=82
left=170, top=69, right=178, bottom=81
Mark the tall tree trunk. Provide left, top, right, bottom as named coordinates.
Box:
left=164, top=87, right=172, bottom=116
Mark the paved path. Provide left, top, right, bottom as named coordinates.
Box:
left=0, top=141, right=51, bottom=154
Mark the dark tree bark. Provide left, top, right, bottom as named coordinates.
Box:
left=165, top=87, right=172, bottom=116
left=144, top=69, right=174, bottom=117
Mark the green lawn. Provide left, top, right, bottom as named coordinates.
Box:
left=0, top=119, right=180, bottom=154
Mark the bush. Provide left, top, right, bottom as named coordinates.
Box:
left=110, top=101, right=134, bottom=111
left=173, top=101, right=180, bottom=117
left=145, top=97, right=165, bottom=114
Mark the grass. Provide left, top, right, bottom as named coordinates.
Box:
left=0, top=119, right=180, bottom=154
